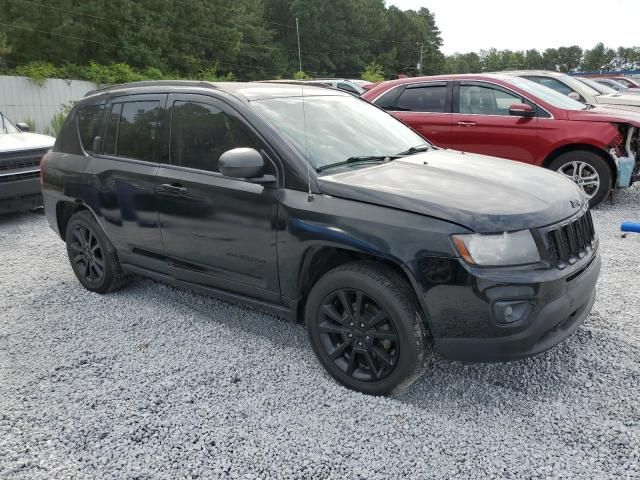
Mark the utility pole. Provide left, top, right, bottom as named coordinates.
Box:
left=417, top=42, right=424, bottom=75
left=296, top=18, right=302, bottom=74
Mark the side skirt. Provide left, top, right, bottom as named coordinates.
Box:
left=121, top=263, right=298, bottom=322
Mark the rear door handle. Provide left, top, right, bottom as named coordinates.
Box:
left=457, top=121, right=477, bottom=127
left=159, top=183, right=188, bottom=194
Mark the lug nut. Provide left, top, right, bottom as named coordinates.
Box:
left=348, top=333, right=352, bottom=338
left=360, top=323, right=365, bottom=328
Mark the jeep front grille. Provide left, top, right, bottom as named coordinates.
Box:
left=546, top=210, right=595, bottom=267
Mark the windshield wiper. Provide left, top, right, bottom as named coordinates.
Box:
left=395, top=144, right=431, bottom=156
left=583, top=104, right=597, bottom=110
left=316, top=155, right=398, bottom=173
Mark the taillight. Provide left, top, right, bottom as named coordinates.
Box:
left=40, top=150, right=51, bottom=188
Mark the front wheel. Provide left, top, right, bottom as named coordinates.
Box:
left=548, top=151, right=612, bottom=208
left=305, top=262, right=432, bottom=395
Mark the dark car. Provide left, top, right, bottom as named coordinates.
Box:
left=362, top=74, right=640, bottom=208
left=0, top=112, right=55, bottom=214
left=42, top=81, right=600, bottom=395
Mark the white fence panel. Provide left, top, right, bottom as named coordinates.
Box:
left=0, top=75, right=96, bottom=134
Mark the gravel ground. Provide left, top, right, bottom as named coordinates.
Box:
left=1, top=188, right=639, bottom=480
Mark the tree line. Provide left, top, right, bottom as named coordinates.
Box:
left=445, top=44, right=640, bottom=74
left=0, top=0, right=638, bottom=85
left=0, top=0, right=443, bottom=81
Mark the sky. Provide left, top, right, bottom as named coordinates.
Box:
left=387, top=0, right=640, bottom=55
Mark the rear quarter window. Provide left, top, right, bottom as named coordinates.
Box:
left=396, top=85, right=448, bottom=112
left=76, top=104, right=105, bottom=154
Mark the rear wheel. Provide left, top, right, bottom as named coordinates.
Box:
left=305, top=261, right=432, bottom=395
left=65, top=210, right=127, bottom=293
left=548, top=151, right=612, bottom=208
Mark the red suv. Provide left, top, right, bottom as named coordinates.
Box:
left=362, top=74, right=639, bottom=207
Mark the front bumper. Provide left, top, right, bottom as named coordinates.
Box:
left=417, top=252, right=600, bottom=362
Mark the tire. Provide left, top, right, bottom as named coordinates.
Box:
left=65, top=210, right=128, bottom=293
left=305, top=261, right=432, bottom=395
left=548, top=151, right=612, bottom=208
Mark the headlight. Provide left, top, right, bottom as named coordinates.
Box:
left=452, top=230, right=540, bottom=266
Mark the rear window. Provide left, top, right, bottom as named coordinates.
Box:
left=76, top=104, right=105, bottom=153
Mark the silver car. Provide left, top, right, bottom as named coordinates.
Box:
left=504, top=70, right=640, bottom=112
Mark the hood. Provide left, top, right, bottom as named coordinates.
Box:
left=594, top=93, right=640, bottom=108
left=0, top=132, right=56, bottom=153
left=566, top=106, right=640, bottom=126
left=317, top=150, right=585, bottom=233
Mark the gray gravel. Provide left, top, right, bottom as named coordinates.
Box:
left=1, top=187, right=639, bottom=479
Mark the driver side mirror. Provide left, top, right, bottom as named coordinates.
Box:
left=508, top=103, right=535, bottom=118
left=567, top=92, right=582, bottom=102
left=219, top=148, right=276, bottom=185
left=16, top=122, right=30, bottom=132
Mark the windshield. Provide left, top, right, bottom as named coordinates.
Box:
left=0, top=112, right=20, bottom=135
left=576, top=77, right=617, bottom=95
left=614, top=78, right=637, bottom=88
left=506, top=76, right=587, bottom=110
left=559, top=74, right=601, bottom=98
left=251, top=95, right=428, bottom=170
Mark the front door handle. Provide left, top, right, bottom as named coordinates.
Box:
left=457, top=121, right=477, bottom=127
left=159, top=183, right=188, bottom=194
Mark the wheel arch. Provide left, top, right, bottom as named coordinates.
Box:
left=542, top=143, right=616, bottom=177
left=55, top=200, right=89, bottom=240
left=294, top=245, right=430, bottom=330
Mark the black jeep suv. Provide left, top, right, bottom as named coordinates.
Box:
left=42, top=81, right=600, bottom=394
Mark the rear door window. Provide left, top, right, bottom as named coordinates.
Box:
left=396, top=85, right=449, bottom=112
left=77, top=104, right=105, bottom=154
left=116, top=101, right=161, bottom=162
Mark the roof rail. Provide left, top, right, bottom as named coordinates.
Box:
left=84, top=80, right=218, bottom=97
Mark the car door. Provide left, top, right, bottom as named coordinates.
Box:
left=386, top=82, right=454, bottom=147
left=87, top=93, right=167, bottom=271
left=155, top=93, right=281, bottom=303
left=450, top=81, right=539, bottom=164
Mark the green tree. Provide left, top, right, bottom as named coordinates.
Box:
left=581, top=43, right=617, bottom=72
left=556, top=46, right=583, bottom=72
left=523, top=49, right=543, bottom=69
left=361, top=63, right=384, bottom=82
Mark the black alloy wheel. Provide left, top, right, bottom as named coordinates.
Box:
left=65, top=210, right=127, bottom=293
left=306, top=261, right=431, bottom=395
left=69, top=223, right=106, bottom=285
left=318, top=288, right=399, bottom=382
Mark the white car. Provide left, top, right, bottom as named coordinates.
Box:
left=504, top=70, right=640, bottom=113
left=308, top=79, right=365, bottom=95
left=0, top=112, right=55, bottom=214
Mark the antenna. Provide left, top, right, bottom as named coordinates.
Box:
left=296, top=17, right=314, bottom=202
left=296, top=18, right=302, bottom=74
